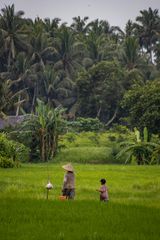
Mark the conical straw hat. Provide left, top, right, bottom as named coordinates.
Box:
left=62, top=163, right=74, bottom=172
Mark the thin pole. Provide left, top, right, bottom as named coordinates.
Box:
left=46, top=189, right=49, bottom=200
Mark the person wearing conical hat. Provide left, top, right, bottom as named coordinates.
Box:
left=62, top=163, right=75, bottom=199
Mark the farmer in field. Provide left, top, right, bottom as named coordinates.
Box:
left=97, top=178, right=109, bottom=202
left=62, top=163, right=75, bottom=199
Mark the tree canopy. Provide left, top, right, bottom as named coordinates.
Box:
left=0, top=4, right=160, bottom=134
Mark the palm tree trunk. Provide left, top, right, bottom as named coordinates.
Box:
left=137, top=154, right=143, bottom=165
left=16, top=95, right=21, bottom=116
left=97, top=105, right=101, bottom=118
left=150, top=49, right=153, bottom=64
left=105, top=107, right=118, bottom=127
left=31, top=83, right=37, bottom=113
left=8, top=50, right=11, bottom=71
left=148, top=39, right=153, bottom=63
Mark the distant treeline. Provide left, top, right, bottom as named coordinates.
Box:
left=0, top=5, right=160, bottom=133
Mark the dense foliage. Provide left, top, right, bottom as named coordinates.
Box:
left=121, top=79, right=160, bottom=133
left=0, top=4, right=160, bottom=133
left=67, top=117, right=104, bottom=132
left=0, top=132, right=29, bottom=167
left=0, top=5, right=160, bottom=164
left=117, top=127, right=159, bottom=165
left=10, top=99, right=66, bottom=162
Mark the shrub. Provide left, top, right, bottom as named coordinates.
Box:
left=0, top=133, right=29, bottom=162
left=14, top=144, right=29, bottom=163
left=110, top=124, right=130, bottom=134
left=60, top=132, right=103, bottom=148
left=0, top=156, right=14, bottom=168
left=67, top=117, right=104, bottom=132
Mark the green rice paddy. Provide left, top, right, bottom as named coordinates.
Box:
left=0, top=164, right=160, bottom=240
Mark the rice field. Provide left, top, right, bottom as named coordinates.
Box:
left=0, top=164, right=160, bottom=240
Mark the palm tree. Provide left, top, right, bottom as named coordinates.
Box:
left=154, top=38, right=160, bottom=69
left=85, top=31, right=117, bottom=64
left=19, top=18, right=59, bottom=113
left=5, top=50, right=42, bottom=114
left=43, top=17, right=61, bottom=38
left=0, top=72, right=28, bottom=116
left=121, top=36, right=141, bottom=70
left=125, top=20, right=135, bottom=37
left=87, top=19, right=122, bottom=42
left=84, top=19, right=120, bottom=63
left=53, top=26, right=85, bottom=77
left=0, top=29, right=7, bottom=71
left=0, top=4, right=29, bottom=70
left=41, top=65, right=75, bottom=109
left=117, top=20, right=136, bottom=44
left=71, top=16, right=89, bottom=35
left=116, top=127, right=158, bottom=165
left=28, top=17, right=56, bottom=66
left=85, top=32, right=101, bottom=63
left=87, top=19, right=109, bottom=36
left=118, top=35, right=152, bottom=88
left=134, top=7, right=160, bottom=63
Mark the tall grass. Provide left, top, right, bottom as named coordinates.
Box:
left=56, top=131, right=127, bottom=164
left=55, top=147, right=112, bottom=163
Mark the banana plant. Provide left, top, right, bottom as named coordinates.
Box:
left=116, top=127, right=158, bottom=165
left=31, top=99, right=65, bottom=161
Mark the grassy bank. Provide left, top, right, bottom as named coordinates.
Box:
left=55, top=131, right=129, bottom=164
left=55, top=147, right=112, bottom=163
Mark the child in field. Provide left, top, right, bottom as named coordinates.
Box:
left=97, top=178, right=109, bottom=202
left=62, top=163, right=75, bottom=200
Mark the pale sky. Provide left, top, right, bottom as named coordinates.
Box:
left=0, top=0, right=160, bottom=29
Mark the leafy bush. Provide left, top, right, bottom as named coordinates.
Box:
left=59, top=130, right=134, bottom=149
left=0, top=133, right=29, bottom=163
left=67, top=117, right=104, bottom=132
left=110, top=124, right=131, bottom=134
left=0, top=156, right=14, bottom=168
left=59, top=132, right=103, bottom=148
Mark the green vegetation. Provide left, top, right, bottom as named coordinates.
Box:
left=77, top=61, right=123, bottom=122
left=0, top=5, right=160, bottom=133
left=67, top=117, right=104, bottom=132
left=56, top=129, right=159, bottom=165
left=0, top=4, right=160, bottom=164
left=0, top=132, right=29, bottom=165
left=55, top=131, right=130, bottom=164
left=1, top=128, right=159, bottom=165
left=18, top=99, right=65, bottom=161
left=0, top=4, right=160, bottom=240
left=0, top=155, right=14, bottom=168
left=55, top=147, right=112, bottom=164
left=0, top=164, right=160, bottom=239
left=122, top=80, right=160, bottom=133
left=117, top=127, right=159, bottom=165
